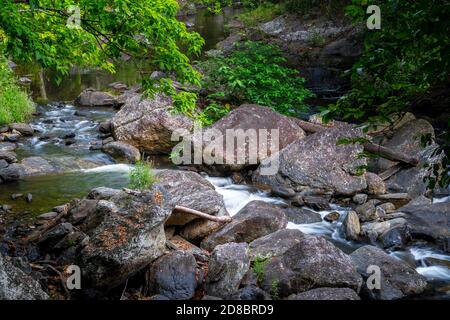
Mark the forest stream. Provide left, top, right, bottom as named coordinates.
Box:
left=1, top=7, right=449, bottom=301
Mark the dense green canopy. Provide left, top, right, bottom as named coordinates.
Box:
left=0, top=0, right=204, bottom=86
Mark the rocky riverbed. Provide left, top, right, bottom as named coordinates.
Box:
left=1, top=8, right=449, bottom=301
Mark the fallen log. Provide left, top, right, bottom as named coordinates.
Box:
left=294, top=119, right=420, bottom=167
left=122, top=188, right=232, bottom=223
left=174, top=205, right=232, bottom=223
left=25, top=203, right=71, bottom=243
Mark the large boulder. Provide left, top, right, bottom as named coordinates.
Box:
left=10, top=123, right=34, bottom=136
left=75, top=186, right=175, bottom=291
left=375, top=119, right=440, bottom=197
left=112, top=93, right=194, bottom=154
left=248, top=229, right=305, bottom=260
left=74, top=89, right=118, bottom=107
left=147, top=250, right=197, bottom=300
left=200, top=201, right=287, bottom=252
left=350, top=245, right=427, bottom=300
left=0, top=163, right=22, bottom=183
left=205, top=243, right=250, bottom=299
left=259, top=235, right=362, bottom=297
left=288, top=287, right=360, bottom=300
left=102, top=141, right=141, bottom=164
left=253, top=126, right=367, bottom=196
left=192, top=104, right=306, bottom=174
left=0, top=254, right=49, bottom=300
left=158, top=170, right=229, bottom=226
left=282, top=207, right=322, bottom=224
left=399, top=201, right=450, bottom=247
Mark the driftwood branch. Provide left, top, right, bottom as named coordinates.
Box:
left=26, top=204, right=71, bottom=243
left=293, top=119, right=420, bottom=167
left=174, top=205, right=232, bottom=223
left=122, top=188, right=232, bottom=223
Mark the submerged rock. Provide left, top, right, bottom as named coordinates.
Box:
left=19, top=156, right=56, bottom=177
left=200, top=201, right=287, bottom=252
left=350, top=245, right=427, bottom=300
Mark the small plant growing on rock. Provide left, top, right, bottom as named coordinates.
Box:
left=252, top=254, right=270, bottom=284
left=128, top=161, right=157, bottom=191
left=270, top=279, right=280, bottom=300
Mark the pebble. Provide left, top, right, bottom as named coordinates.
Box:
left=26, top=193, right=33, bottom=203
left=324, top=211, right=340, bottom=222
left=11, top=193, right=23, bottom=200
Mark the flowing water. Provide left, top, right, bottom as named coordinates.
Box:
left=3, top=7, right=450, bottom=299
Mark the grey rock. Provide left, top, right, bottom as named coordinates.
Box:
left=10, top=123, right=34, bottom=136
left=206, top=243, right=250, bottom=299
left=0, top=151, right=17, bottom=163
left=147, top=250, right=197, bottom=300
left=112, top=93, right=193, bottom=154
left=201, top=201, right=287, bottom=252
left=0, top=164, right=22, bottom=182
left=19, top=157, right=56, bottom=177
left=352, top=193, right=368, bottom=205
left=350, top=245, right=427, bottom=300
left=74, top=89, right=118, bottom=107
left=102, top=141, right=141, bottom=164
left=399, top=201, right=450, bottom=246
left=253, top=126, right=367, bottom=196
left=193, top=104, right=306, bottom=174
left=0, top=142, right=17, bottom=152
left=0, top=254, right=49, bottom=300
left=283, top=207, right=322, bottom=224
left=78, top=186, right=174, bottom=290
left=260, top=235, right=362, bottom=298
left=288, top=287, right=360, bottom=300
left=37, top=222, right=74, bottom=248
left=365, top=172, right=386, bottom=195
left=324, top=211, right=340, bottom=222
left=230, top=286, right=271, bottom=300
left=342, top=211, right=360, bottom=241
left=248, top=229, right=305, bottom=261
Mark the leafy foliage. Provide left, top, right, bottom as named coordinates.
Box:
left=199, top=41, right=313, bottom=117
left=324, top=0, right=450, bottom=125
left=129, top=161, right=157, bottom=191
left=239, top=3, right=283, bottom=27
left=252, top=255, right=270, bottom=284
left=0, top=0, right=204, bottom=88
left=323, top=0, right=450, bottom=188
left=0, top=55, right=34, bottom=125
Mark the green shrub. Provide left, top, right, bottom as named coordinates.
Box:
left=0, top=56, right=34, bottom=125
left=199, top=41, right=314, bottom=117
left=128, top=161, right=158, bottom=191
left=239, top=3, right=283, bottom=27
